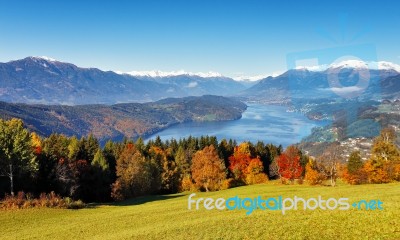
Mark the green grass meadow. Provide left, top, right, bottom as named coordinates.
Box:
left=1, top=181, right=399, bottom=240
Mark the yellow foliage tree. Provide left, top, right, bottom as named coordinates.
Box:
left=191, top=145, right=226, bottom=191
left=304, top=159, right=325, bottom=185
left=245, top=158, right=268, bottom=185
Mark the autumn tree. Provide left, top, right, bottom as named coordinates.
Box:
left=277, top=145, right=303, bottom=184
left=304, top=158, right=326, bottom=185
left=228, top=142, right=256, bottom=182
left=370, top=128, right=399, bottom=164
left=319, top=143, right=342, bottom=187
left=31, top=132, right=42, bottom=155
left=228, top=151, right=252, bottom=181
left=364, top=128, right=400, bottom=183
left=191, top=145, right=226, bottom=191
left=0, top=119, right=37, bottom=196
left=111, top=144, right=152, bottom=200
left=245, top=158, right=268, bottom=184
left=55, top=158, right=95, bottom=200
left=341, top=150, right=368, bottom=185
left=149, top=146, right=179, bottom=193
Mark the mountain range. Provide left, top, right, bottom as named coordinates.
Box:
left=1, top=57, right=399, bottom=106
left=0, top=57, right=248, bottom=105
left=237, top=60, right=400, bottom=104
left=1, top=57, right=399, bottom=145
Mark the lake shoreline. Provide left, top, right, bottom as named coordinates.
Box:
left=145, top=104, right=329, bottom=147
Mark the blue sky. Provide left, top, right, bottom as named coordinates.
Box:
left=0, top=0, right=399, bottom=78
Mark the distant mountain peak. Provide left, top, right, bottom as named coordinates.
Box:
left=295, top=60, right=400, bottom=73
left=29, top=56, right=58, bottom=62
left=120, top=70, right=224, bottom=78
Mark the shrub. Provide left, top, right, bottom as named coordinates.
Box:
left=245, top=173, right=268, bottom=185
left=220, top=178, right=234, bottom=190
left=67, top=200, right=85, bottom=209
left=0, top=191, right=85, bottom=210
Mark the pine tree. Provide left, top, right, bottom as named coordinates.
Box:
left=175, top=146, right=190, bottom=177
left=347, top=151, right=363, bottom=174
left=92, top=149, right=109, bottom=171
left=90, top=148, right=111, bottom=201
left=68, top=136, right=80, bottom=161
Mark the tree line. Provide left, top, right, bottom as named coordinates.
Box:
left=1, top=118, right=399, bottom=204
left=304, top=128, right=400, bottom=185
left=0, top=118, right=283, bottom=202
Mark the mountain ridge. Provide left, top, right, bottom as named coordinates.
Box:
left=0, top=95, right=247, bottom=143
left=0, top=57, right=247, bottom=105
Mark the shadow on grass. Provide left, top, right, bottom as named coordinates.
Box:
left=87, top=193, right=186, bottom=208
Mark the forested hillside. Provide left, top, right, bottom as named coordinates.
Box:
left=0, top=95, right=246, bottom=143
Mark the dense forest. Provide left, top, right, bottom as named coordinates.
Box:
left=0, top=118, right=399, bottom=206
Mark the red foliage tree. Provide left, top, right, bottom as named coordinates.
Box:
left=228, top=143, right=268, bottom=184
left=228, top=151, right=252, bottom=180
left=277, top=145, right=303, bottom=183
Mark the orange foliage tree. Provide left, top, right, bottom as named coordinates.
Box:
left=364, top=128, right=400, bottom=183
left=149, top=146, right=179, bottom=193
left=245, top=158, right=268, bottom=184
left=111, top=144, right=153, bottom=200
left=277, top=145, right=303, bottom=183
left=228, top=142, right=268, bottom=185
left=228, top=150, right=252, bottom=181
left=304, top=159, right=326, bottom=185
left=191, top=145, right=226, bottom=191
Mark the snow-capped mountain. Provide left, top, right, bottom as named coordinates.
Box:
left=0, top=57, right=246, bottom=105
left=238, top=60, right=400, bottom=102
left=121, top=70, right=223, bottom=78
left=31, top=56, right=58, bottom=62
left=1, top=56, right=399, bottom=105
left=296, top=60, right=400, bottom=73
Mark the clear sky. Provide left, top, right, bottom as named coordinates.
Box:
left=0, top=0, right=399, bottom=78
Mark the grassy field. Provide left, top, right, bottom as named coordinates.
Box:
left=1, top=181, right=399, bottom=240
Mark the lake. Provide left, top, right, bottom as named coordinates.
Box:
left=146, top=104, right=328, bottom=147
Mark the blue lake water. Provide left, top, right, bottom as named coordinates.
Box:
left=146, top=104, right=328, bottom=147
